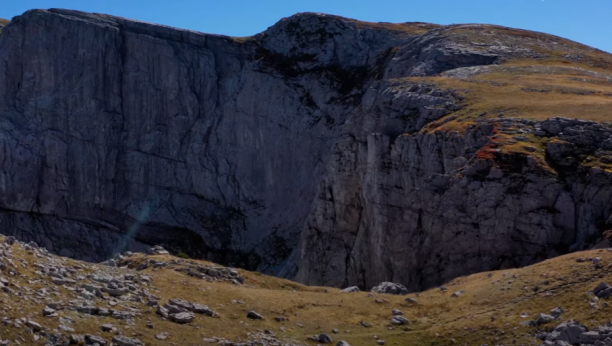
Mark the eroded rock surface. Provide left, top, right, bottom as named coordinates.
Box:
left=1, top=9, right=612, bottom=291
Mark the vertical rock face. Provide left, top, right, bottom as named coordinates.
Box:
left=1, top=9, right=612, bottom=290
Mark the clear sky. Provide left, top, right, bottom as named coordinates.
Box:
left=2, top=0, right=611, bottom=53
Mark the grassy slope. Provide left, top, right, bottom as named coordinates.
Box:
left=3, top=236, right=612, bottom=346
left=391, top=26, right=612, bottom=175
left=125, top=250, right=612, bottom=346
left=425, top=62, right=612, bottom=125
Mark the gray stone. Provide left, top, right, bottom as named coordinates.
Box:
left=70, top=335, right=84, bottom=344
left=341, top=286, right=360, bottom=293
left=550, top=307, right=564, bottom=317
left=247, top=311, right=264, bottom=320
left=599, top=287, right=612, bottom=299
left=42, top=306, right=57, bottom=317
left=451, top=290, right=465, bottom=297
left=581, top=331, right=602, bottom=344
left=594, top=282, right=611, bottom=295
left=85, top=334, right=108, bottom=345
left=75, top=305, right=98, bottom=315
left=192, top=303, right=216, bottom=316
left=25, top=320, right=42, bottom=332
left=168, top=298, right=194, bottom=311
left=318, top=333, right=333, bottom=343
left=164, top=303, right=188, bottom=314
left=100, top=323, right=114, bottom=332
left=169, top=312, right=195, bottom=324
left=554, top=322, right=588, bottom=344
left=536, top=313, right=555, bottom=325
left=51, top=278, right=76, bottom=285
left=59, top=324, right=75, bottom=332
left=155, top=332, right=169, bottom=340
left=100, top=286, right=129, bottom=297
left=112, top=335, right=144, bottom=346
left=156, top=305, right=169, bottom=318
left=551, top=341, right=571, bottom=346
left=371, top=282, right=408, bottom=295
left=391, top=316, right=410, bottom=325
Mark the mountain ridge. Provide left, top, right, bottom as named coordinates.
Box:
left=0, top=9, right=611, bottom=292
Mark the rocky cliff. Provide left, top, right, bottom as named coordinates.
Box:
left=1, top=9, right=612, bottom=291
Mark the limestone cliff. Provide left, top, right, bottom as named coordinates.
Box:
left=1, top=9, right=612, bottom=291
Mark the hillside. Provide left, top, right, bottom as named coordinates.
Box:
left=1, top=8, right=612, bottom=293
left=2, top=234, right=612, bottom=346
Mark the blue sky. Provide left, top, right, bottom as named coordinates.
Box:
left=2, top=0, right=611, bottom=53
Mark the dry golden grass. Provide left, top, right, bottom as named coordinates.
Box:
left=415, top=59, right=612, bottom=159
left=351, top=21, right=440, bottom=35
left=5, top=238, right=612, bottom=346
left=428, top=66, right=612, bottom=124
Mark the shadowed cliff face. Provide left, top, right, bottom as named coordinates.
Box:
left=1, top=9, right=612, bottom=291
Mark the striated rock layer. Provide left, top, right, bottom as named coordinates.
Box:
left=1, top=9, right=612, bottom=290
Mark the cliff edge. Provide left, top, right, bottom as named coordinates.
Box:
left=1, top=9, right=612, bottom=291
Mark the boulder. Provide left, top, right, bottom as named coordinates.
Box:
left=341, top=286, right=360, bottom=293
left=112, top=335, right=144, bottom=346
left=581, top=331, right=602, bottom=344
left=192, top=303, right=216, bottom=317
left=554, top=322, right=588, bottom=344
left=169, top=298, right=194, bottom=311
left=169, top=312, right=195, bottom=324
left=550, top=307, right=564, bottom=317
left=26, top=320, right=42, bottom=332
left=391, top=316, right=410, bottom=325
left=247, top=311, right=264, bottom=320
left=85, top=335, right=108, bottom=345
left=595, top=282, right=612, bottom=295
left=156, top=305, right=169, bottom=318
left=164, top=303, right=188, bottom=314
left=42, top=307, right=57, bottom=317
left=536, top=313, right=555, bottom=325
left=318, top=334, right=333, bottom=343
left=371, top=282, right=408, bottom=295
